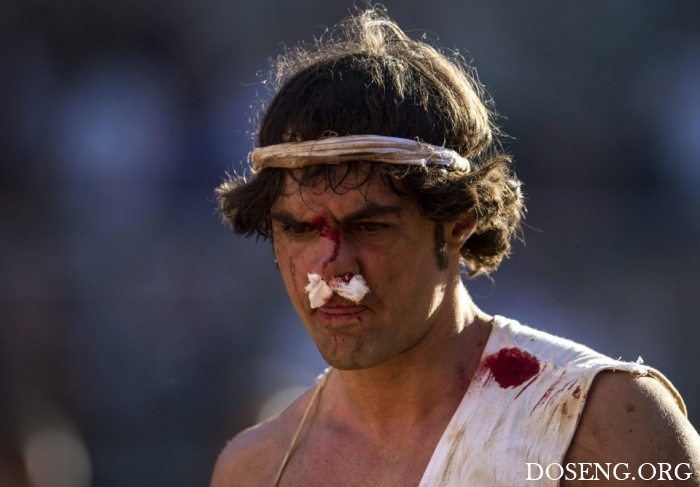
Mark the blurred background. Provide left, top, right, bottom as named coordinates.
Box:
left=1, top=0, right=699, bottom=485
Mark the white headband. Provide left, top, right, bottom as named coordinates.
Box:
left=250, top=135, right=471, bottom=173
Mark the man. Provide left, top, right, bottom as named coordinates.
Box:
left=211, top=7, right=699, bottom=486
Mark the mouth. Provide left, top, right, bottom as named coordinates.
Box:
left=318, top=305, right=367, bottom=316
left=316, top=304, right=368, bottom=330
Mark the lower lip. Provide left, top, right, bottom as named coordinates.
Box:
left=317, top=306, right=367, bottom=329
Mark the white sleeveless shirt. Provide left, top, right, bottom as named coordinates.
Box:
left=418, top=315, right=686, bottom=486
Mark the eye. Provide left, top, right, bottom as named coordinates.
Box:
left=355, top=222, right=388, bottom=233
left=284, top=223, right=313, bottom=237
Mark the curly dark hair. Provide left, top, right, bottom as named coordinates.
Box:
left=216, top=6, right=524, bottom=276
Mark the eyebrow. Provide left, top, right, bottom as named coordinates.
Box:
left=342, top=203, right=403, bottom=223
left=270, top=203, right=402, bottom=226
left=270, top=210, right=301, bottom=225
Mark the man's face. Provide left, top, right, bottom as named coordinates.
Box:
left=270, top=165, right=454, bottom=370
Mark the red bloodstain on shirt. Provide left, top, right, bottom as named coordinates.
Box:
left=483, top=347, right=541, bottom=388
left=572, top=386, right=582, bottom=399
left=311, top=215, right=341, bottom=266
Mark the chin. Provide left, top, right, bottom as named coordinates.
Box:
left=319, top=351, right=363, bottom=370
left=319, top=347, right=388, bottom=371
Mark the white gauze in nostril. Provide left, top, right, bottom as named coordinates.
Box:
left=305, top=274, right=333, bottom=309
left=305, top=273, right=370, bottom=309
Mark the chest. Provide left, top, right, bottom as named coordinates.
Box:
left=278, top=427, right=443, bottom=487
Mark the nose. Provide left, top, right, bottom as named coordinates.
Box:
left=312, top=227, right=359, bottom=281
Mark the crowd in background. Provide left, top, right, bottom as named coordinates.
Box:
left=1, top=1, right=699, bottom=485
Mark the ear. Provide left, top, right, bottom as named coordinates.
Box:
left=445, top=212, right=477, bottom=250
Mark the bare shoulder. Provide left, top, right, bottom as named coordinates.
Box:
left=564, top=371, right=700, bottom=486
left=210, top=389, right=315, bottom=487
left=210, top=421, right=285, bottom=487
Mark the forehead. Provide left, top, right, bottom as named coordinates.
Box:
left=270, top=164, right=410, bottom=216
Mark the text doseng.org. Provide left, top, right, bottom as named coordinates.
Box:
left=526, top=463, right=693, bottom=481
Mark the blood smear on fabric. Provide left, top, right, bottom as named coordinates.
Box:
left=483, top=347, right=540, bottom=388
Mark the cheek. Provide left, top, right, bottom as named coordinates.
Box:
left=284, top=256, right=305, bottom=300
left=275, top=243, right=310, bottom=293
left=364, top=239, right=438, bottom=302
